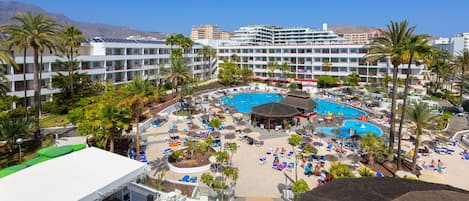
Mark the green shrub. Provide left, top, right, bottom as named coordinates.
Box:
left=303, top=144, right=317, bottom=154
left=357, top=166, right=374, bottom=177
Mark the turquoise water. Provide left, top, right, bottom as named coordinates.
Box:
left=220, top=93, right=283, bottom=113
left=315, top=120, right=383, bottom=138
left=313, top=98, right=367, bottom=118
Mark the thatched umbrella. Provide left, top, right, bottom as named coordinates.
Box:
left=232, top=113, right=243, bottom=119
left=346, top=153, right=362, bottom=163
left=242, top=128, right=252, bottom=133
left=304, top=123, right=315, bottom=131
left=296, top=129, right=307, bottom=135
left=421, top=140, right=436, bottom=149
left=225, top=125, right=236, bottom=130
left=224, top=133, right=236, bottom=140
left=168, top=128, right=179, bottom=134
left=237, top=121, right=247, bottom=126
left=201, top=114, right=210, bottom=120
left=325, top=154, right=339, bottom=161
left=217, top=110, right=224, bottom=114
left=187, top=131, right=197, bottom=137
left=190, top=124, right=200, bottom=130
left=210, top=131, right=221, bottom=138
left=303, top=136, right=313, bottom=143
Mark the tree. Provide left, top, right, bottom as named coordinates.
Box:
left=360, top=133, right=385, bottom=166
left=267, top=61, right=278, bottom=80
left=454, top=50, right=469, bottom=105
left=428, top=49, right=452, bottom=94
left=380, top=75, right=393, bottom=99
left=367, top=20, right=415, bottom=152
left=396, top=34, right=432, bottom=169
left=68, top=89, right=132, bottom=152
left=292, top=179, right=310, bottom=198
left=4, top=12, right=61, bottom=137
left=209, top=118, right=222, bottom=129
left=218, top=59, right=240, bottom=84
left=168, top=59, right=192, bottom=94
left=165, top=34, right=177, bottom=50
left=198, top=45, right=217, bottom=79
left=0, top=117, right=31, bottom=152
left=59, top=25, right=84, bottom=96
left=230, top=54, right=240, bottom=62
left=328, top=162, right=354, bottom=179
left=180, top=37, right=193, bottom=60
left=406, top=102, right=437, bottom=172
left=288, top=134, right=302, bottom=181
left=317, top=76, right=340, bottom=89
left=119, top=77, right=155, bottom=160
left=345, top=72, right=361, bottom=86
left=0, top=40, right=17, bottom=96
left=239, top=68, right=253, bottom=82
left=278, top=62, right=290, bottom=80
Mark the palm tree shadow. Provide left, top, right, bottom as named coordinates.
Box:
left=151, top=156, right=170, bottom=176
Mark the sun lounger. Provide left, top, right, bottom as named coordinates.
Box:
left=277, top=162, right=288, bottom=170
left=287, top=162, right=295, bottom=169
left=266, top=147, right=273, bottom=155
left=304, top=165, right=312, bottom=175
left=259, top=156, right=267, bottom=164
left=326, top=143, right=333, bottom=151
left=462, top=153, right=469, bottom=160
left=179, top=175, right=190, bottom=182
left=287, top=151, right=294, bottom=158
left=190, top=176, right=197, bottom=183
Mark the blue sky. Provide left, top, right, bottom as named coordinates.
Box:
left=10, top=0, right=469, bottom=37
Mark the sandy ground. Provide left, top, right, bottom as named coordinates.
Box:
left=140, top=92, right=469, bottom=198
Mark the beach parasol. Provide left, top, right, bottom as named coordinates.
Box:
left=168, top=128, right=179, bottom=133
left=187, top=131, right=197, bottom=137
left=225, top=125, right=236, bottom=130
left=237, top=121, right=247, bottom=126
left=304, top=123, right=315, bottom=131
left=325, top=154, right=339, bottom=161
left=248, top=132, right=260, bottom=139
left=190, top=124, right=200, bottom=130
left=346, top=153, right=362, bottom=162
left=242, top=128, right=252, bottom=133
left=211, top=107, right=221, bottom=113
left=296, top=129, right=307, bottom=135
left=421, top=140, right=436, bottom=149
left=210, top=131, right=221, bottom=138
left=232, top=113, right=244, bottom=119
left=201, top=114, right=210, bottom=120
left=224, top=133, right=236, bottom=140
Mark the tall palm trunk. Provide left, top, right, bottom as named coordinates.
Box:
left=70, top=46, right=74, bottom=96
left=412, top=126, right=422, bottom=172
left=33, top=48, right=41, bottom=138
left=396, top=53, right=414, bottom=170
left=461, top=68, right=465, bottom=105
left=22, top=48, right=28, bottom=118
left=39, top=51, right=44, bottom=118
left=135, top=106, right=141, bottom=161
left=109, top=129, right=115, bottom=153
left=389, top=65, right=399, bottom=151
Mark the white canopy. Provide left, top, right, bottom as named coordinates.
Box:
left=0, top=147, right=148, bottom=201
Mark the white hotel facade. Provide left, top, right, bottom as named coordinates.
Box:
left=217, top=24, right=424, bottom=86
left=4, top=38, right=208, bottom=106
left=3, top=24, right=425, bottom=107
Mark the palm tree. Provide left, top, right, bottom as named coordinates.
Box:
left=360, top=133, right=384, bottom=166
left=230, top=54, right=240, bottom=62
left=380, top=75, right=392, bottom=99
left=428, top=49, right=451, bottom=94
left=454, top=50, right=469, bottom=105
left=367, top=20, right=415, bottom=151
left=180, top=37, right=193, bottom=61
left=4, top=12, right=60, bottom=137
left=396, top=34, right=432, bottom=169
left=120, top=77, right=154, bottom=160
left=198, top=45, right=217, bottom=79
left=0, top=117, right=31, bottom=152
left=345, top=72, right=361, bottom=86
left=2, top=18, right=30, bottom=115
left=322, top=61, right=332, bottom=94
left=278, top=62, right=290, bottom=80
left=0, top=40, right=17, bottom=96
left=168, top=59, right=192, bottom=94
left=165, top=34, right=177, bottom=50
left=267, top=61, right=277, bottom=80
left=60, top=25, right=84, bottom=96
left=405, top=102, right=437, bottom=172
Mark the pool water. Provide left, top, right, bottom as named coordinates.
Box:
left=315, top=120, right=383, bottom=138
left=313, top=98, right=367, bottom=118
left=220, top=93, right=283, bottom=113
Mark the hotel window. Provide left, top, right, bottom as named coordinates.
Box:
left=314, top=49, right=321, bottom=53
left=350, top=58, right=358, bottom=63
left=306, top=49, right=312, bottom=53
left=331, top=48, right=339, bottom=54
left=339, top=48, right=348, bottom=53
left=322, top=58, right=330, bottom=63
left=358, top=48, right=368, bottom=53
left=314, top=66, right=321, bottom=71
left=314, top=58, right=321, bottom=62
left=350, top=67, right=357, bottom=72
left=340, top=58, right=348, bottom=63
left=340, top=67, right=347, bottom=72
left=350, top=48, right=358, bottom=53
left=322, top=48, right=330, bottom=53
left=331, top=58, right=339, bottom=63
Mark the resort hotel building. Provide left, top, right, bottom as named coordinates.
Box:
left=216, top=24, right=425, bottom=89
left=3, top=23, right=426, bottom=108
left=3, top=38, right=210, bottom=107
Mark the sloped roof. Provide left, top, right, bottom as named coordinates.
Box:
left=281, top=96, right=317, bottom=111
left=286, top=90, right=310, bottom=98
left=251, top=103, right=299, bottom=118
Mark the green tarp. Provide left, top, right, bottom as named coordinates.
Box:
left=0, top=164, right=27, bottom=178
left=40, top=145, right=73, bottom=158
left=25, top=156, right=51, bottom=167
left=37, top=146, right=55, bottom=156
left=72, top=144, right=86, bottom=151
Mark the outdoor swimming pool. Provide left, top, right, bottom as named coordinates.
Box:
left=313, top=98, right=367, bottom=118
left=315, top=120, right=383, bottom=138
left=220, top=93, right=284, bottom=113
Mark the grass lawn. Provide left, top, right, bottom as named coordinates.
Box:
left=39, top=114, right=69, bottom=128
left=423, top=96, right=443, bottom=101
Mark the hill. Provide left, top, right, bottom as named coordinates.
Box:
left=0, top=1, right=166, bottom=39
left=329, top=25, right=380, bottom=34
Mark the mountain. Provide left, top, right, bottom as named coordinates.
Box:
left=329, top=25, right=380, bottom=34
left=0, top=1, right=166, bottom=39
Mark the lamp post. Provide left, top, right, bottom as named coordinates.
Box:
left=16, top=138, right=23, bottom=163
